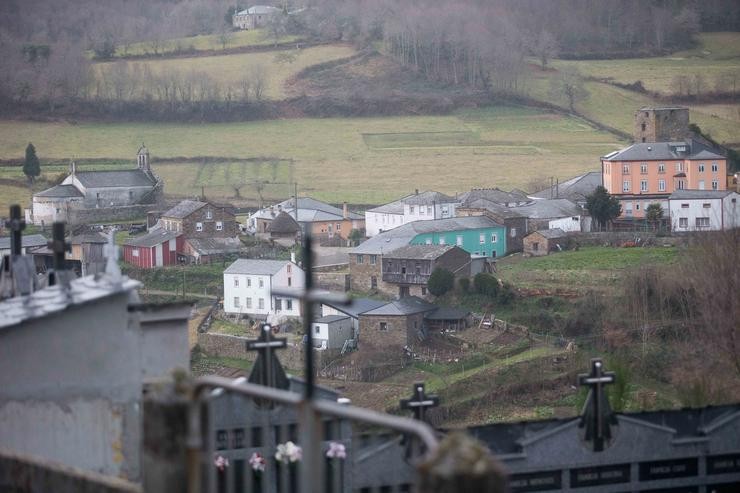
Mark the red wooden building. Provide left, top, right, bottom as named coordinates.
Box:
left=122, top=228, right=183, bottom=269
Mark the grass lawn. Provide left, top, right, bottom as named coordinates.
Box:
left=0, top=106, right=620, bottom=206
left=114, top=29, right=303, bottom=57
left=94, top=44, right=356, bottom=100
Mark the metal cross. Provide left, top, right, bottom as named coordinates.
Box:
left=400, top=382, right=440, bottom=423
left=578, top=358, right=616, bottom=452
left=246, top=323, right=287, bottom=389
left=47, top=222, right=71, bottom=286
left=5, top=205, right=25, bottom=256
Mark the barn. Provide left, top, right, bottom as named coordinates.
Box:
left=122, top=228, right=183, bottom=269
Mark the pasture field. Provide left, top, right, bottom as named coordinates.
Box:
left=94, top=44, right=356, bottom=100
left=114, top=29, right=303, bottom=57
left=0, top=106, right=620, bottom=208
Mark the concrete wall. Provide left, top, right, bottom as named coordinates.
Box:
left=669, top=193, right=740, bottom=232
left=365, top=211, right=403, bottom=236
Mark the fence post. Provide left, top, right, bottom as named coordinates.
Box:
left=417, top=432, right=508, bottom=493
left=141, top=375, right=190, bottom=493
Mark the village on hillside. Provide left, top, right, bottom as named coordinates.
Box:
left=1, top=1, right=739, bottom=491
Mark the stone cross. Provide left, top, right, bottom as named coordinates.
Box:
left=47, top=222, right=71, bottom=273
left=5, top=205, right=25, bottom=256
left=104, top=231, right=122, bottom=282
left=578, top=358, right=616, bottom=452
left=400, top=382, right=440, bottom=423
left=246, top=323, right=287, bottom=388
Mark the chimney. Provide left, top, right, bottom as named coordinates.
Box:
left=200, top=186, right=206, bottom=201
left=70, top=160, right=76, bottom=175
left=342, top=202, right=348, bottom=219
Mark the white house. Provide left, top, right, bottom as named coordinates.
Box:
left=223, top=259, right=304, bottom=318
left=312, top=314, right=355, bottom=351
left=232, top=5, right=281, bottom=29
left=365, top=190, right=458, bottom=237
left=669, top=190, right=740, bottom=232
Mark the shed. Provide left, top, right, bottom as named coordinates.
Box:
left=312, top=315, right=354, bottom=351
left=523, top=228, right=567, bottom=256
left=267, top=211, right=301, bottom=239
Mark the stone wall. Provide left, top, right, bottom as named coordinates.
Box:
left=197, top=332, right=305, bottom=370
left=573, top=231, right=686, bottom=247
left=67, top=204, right=152, bottom=225
left=359, top=313, right=425, bottom=349
left=349, top=254, right=396, bottom=296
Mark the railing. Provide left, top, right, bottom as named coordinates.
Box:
left=382, top=273, right=430, bottom=285
left=187, top=375, right=439, bottom=493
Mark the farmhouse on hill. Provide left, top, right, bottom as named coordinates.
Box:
left=523, top=228, right=568, bottom=256
left=30, top=145, right=163, bottom=226
left=232, top=5, right=281, bottom=29
left=223, top=258, right=304, bottom=320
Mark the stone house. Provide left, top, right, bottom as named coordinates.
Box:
left=30, top=145, right=162, bottom=226
left=523, top=228, right=567, bottom=256
left=232, top=5, right=281, bottom=30
left=358, top=297, right=436, bottom=349
left=381, top=245, right=470, bottom=299
left=320, top=297, right=387, bottom=339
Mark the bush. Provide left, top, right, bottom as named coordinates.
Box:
left=563, top=291, right=605, bottom=337
left=497, top=282, right=516, bottom=305
left=428, top=268, right=454, bottom=296
left=458, top=277, right=470, bottom=293
left=473, top=273, right=499, bottom=297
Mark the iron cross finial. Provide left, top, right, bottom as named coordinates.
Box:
left=400, top=382, right=440, bottom=423
left=578, top=358, right=617, bottom=452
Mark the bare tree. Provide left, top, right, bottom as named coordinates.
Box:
left=549, top=67, right=589, bottom=113
left=531, top=30, right=558, bottom=70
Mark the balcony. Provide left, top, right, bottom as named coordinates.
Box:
left=382, top=272, right=430, bottom=285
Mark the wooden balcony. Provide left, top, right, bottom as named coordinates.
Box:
left=382, top=272, right=430, bottom=285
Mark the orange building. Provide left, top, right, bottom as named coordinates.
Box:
left=601, top=140, right=727, bottom=219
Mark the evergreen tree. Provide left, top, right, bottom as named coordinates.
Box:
left=427, top=268, right=454, bottom=296
left=586, top=186, right=621, bottom=231
left=645, top=203, right=664, bottom=230
left=23, top=143, right=41, bottom=183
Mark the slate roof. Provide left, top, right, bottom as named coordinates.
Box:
left=530, top=171, right=602, bottom=202
left=162, top=200, right=207, bottom=219
left=367, top=191, right=458, bottom=215
left=185, top=237, right=242, bottom=255
left=425, top=306, right=470, bottom=320
left=315, top=315, right=351, bottom=324
left=459, top=188, right=531, bottom=206
left=124, top=228, right=180, bottom=248
left=0, top=234, right=48, bottom=251
left=323, top=297, right=387, bottom=319
left=34, top=184, right=84, bottom=198
left=268, top=211, right=300, bottom=234
left=352, top=216, right=503, bottom=255
left=239, top=5, right=280, bottom=15
left=224, top=258, right=293, bottom=276
left=253, top=197, right=363, bottom=222
left=70, top=231, right=108, bottom=244
left=509, top=199, right=582, bottom=219
left=530, top=228, right=567, bottom=239
left=362, top=296, right=436, bottom=316
left=74, top=169, right=156, bottom=188
left=602, top=140, right=724, bottom=162
left=383, top=244, right=455, bottom=260
left=458, top=199, right=526, bottom=219
left=669, top=190, right=737, bottom=200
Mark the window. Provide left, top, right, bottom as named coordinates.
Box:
left=658, top=179, right=666, bottom=192
left=439, top=237, right=446, bottom=245
left=698, top=163, right=705, bottom=172
left=623, top=180, right=630, bottom=192
left=491, top=233, right=498, bottom=243
left=258, top=278, right=264, bottom=288
left=425, top=238, right=432, bottom=245
left=275, top=299, right=282, bottom=311
left=132, top=249, right=139, bottom=257
left=247, top=277, right=251, bottom=287
left=712, top=162, right=718, bottom=172
left=371, top=276, right=377, bottom=289
left=696, top=217, right=710, bottom=228
left=640, top=163, right=648, bottom=174
left=258, top=298, right=264, bottom=309
left=421, top=287, right=427, bottom=296
left=635, top=203, right=640, bottom=211
left=409, top=206, right=415, bottom=214
left=196, top=222, right=203, bottom=232
left=234, top=297, right=240, bottom=307
left=206, top=209, right=213, bottom=219
left=420, top=207, right=425, bottom=215
left=703, top=203, right=711, bottom=208
left=314, top=325, right=320, bottom=335
left=286, top=299, right=292, bottom=310
left=712, top=180, right=719, bottom=190
left=640, top=180, right=648, bottom=192
left=532, top=242, right=539, bottom=251
left=658, top=163, right=665, bottom=173
left=287, top=277, right=292, bottom=287
left=287, top=264, right=291, bottom=273
left=479, top=233, right=485, bottom=244
left=356, top=254, right=364, bottom=264
left=641, top=123, right=646, bottom=131
left=234, top=277, right=239, bottom=287
left=491, top=251, right=496, bottom=258
left=677, top=180, right=685, bottom=190
left=216, top=221, right=223, bottom=231
left=699, top=180, right=705, bottom=190
left=675, top=162, right=683, bottom=172
left=246, top=298, right=252, bottom=308
left=441, top=206, right=449, bottom=215
left=370, top=255, right=377, bottom=265
left=681, top=203, right=689, bottom=208
left=622, top=164, right=629, bottom=174
left=456, top=235, right=463, bottom=246
left=379, top=322, right=388, bottom=331
left=427, top=206, right=432, bottom=214
left=336, top=223, right=341, bottom=230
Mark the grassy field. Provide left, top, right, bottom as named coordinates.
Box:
left=0, top=106, right=620, bottom=208
left=94, top=44, right=356, bottom=100
left=114, top=29, right=303, bottom=57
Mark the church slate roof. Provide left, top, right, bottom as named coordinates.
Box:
left=74, top=169, right=156, bottom=188
left=162, top=200, right=207, bottom=219
left=34, top=184, right=84, bottom=198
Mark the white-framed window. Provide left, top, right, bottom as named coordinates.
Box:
left=420, top=207, right=425, bottom=215
left=247, top=277, right=251, bottom=287
left=286, top=299, right=292, bottom=310
left=491, top=233, right=498, bottom=243
left=336, top=223, right=341, bottom=230
left=275, top=299, right=282, bottom=311
left=234, top=277, right=239, bottom=287
left=699, top=180, right=705, bottom=190
left=314, top=325, right=320, bottom=335
left=698, top=163, right=705, bottom=172
left=658, top=163, right=665, bottom=173
left=479, top=233, right=485, bottom=244
left=456, top=235, right=463, bottom=246
left=510, top=227, right=517, bottom=237
left=370, top=255, right=377, bottom=265
left=702, top=203, right=711, bottom=208
left=234, top=297, right=240, bottom=307
left=622, top=164, right=629, bottom=174
left=196, top=222, right=203, bottom=232
left=409, top=206, right=415, bottom=214
left=675, top=162, right=683, bottom=172
left=258, top=298, right=264, bottom=309
left=681, top=203, right=689, bottom=208
left=679, top=218, right=688, bottom=228
left=640, top=180, right=648, bottom=192
left=658, top=179, right=666, bottom=191
left=216, top=221, right=223, bottom=231
left=623, top=180, right=630, bottom=192
left=427, top=206, right=432, bottom=214
left=132, top=249, right=139, bottom=257
left=258, top=278, right=264, bottom=288
left=246, top=297, right=252, bottom=308
left=287, top=264, right=291, bottom=273
left=677, top=180, right=685, bottom=190
left=640, top=163, right=648, bottom=174
left=425, top=238, right=432, bottom=245
left=439, top=237, right=446, bottom=245
left=696, top=217, right=710, bottom=228
left=356, top=254, right=364, bottom=264
left=712, top=180, right=719, bottom=190
left=206, top=209, right=213, bottom=219
left=712, top=162, right=718, bottom=172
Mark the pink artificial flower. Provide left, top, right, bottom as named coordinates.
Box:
left=214, top=455, right=229, bottom=472
left=249, top=452, right=266, bottom=472
left=326, top=441, right=347, bottom=459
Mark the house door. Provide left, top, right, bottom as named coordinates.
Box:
left=155, top=244, right=164, bottom=266
left=399, top=286, right=410, bottom=298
